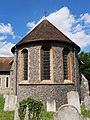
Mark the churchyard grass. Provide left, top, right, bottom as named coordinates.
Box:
left=1, top=94, right=90, bottom=120
left=0, top=95, right=14, bottom=120
left=81, top=102, right=90, bottom=118
left=42, top=110, right=54, bottom=120
left=0, top=95, right=54, bottom=120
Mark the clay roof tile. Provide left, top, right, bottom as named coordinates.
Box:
left=0, top=57, right=13, bottom=72
left=11, top=19, right=80, bottom=53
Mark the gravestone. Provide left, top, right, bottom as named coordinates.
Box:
left=84, top=96, right=90, bottom=111
left=4, top=95, right=9, bottom=111
left=54, top=104, right=84, bottom=120
left=4, top=95, right=17, bottom=111
left=81, top=74, right=89, bottom=100
left=67, top=91, right=81, bottom=113
left=47, top=99, right=56, bottom=112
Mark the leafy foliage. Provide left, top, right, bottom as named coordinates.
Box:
left=18, top=96, right=44, bottom=120
left=18, top=99, right=27, bottom=120
left=78, top=52, right=90, bottom=82
left=27, top=97, right=43, bottom=120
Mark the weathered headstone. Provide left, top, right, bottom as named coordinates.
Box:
left=67, top=91, right=81, bottom=113
left=84, top=96, right=90, bottom=111
left=47, top=99, right=56, bottom=112
left=81, top=74, right=89, bottom=100
left=4, top=95, right=9, bottom=111
left=4, top=95, right=17, bottom=111
left=54, top=104, right=83, bottom=120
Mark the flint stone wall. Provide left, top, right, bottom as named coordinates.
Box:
left=17, top=84, right=76, bottom=108
left=14, top=42, right=80, bottom=108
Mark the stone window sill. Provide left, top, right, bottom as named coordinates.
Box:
left=40, top=80, right=54, bottom=84
left=64, top=80, right=74, bottom=84
left=19, top=80, right=74, bottom=85
left=19, top=80, right=29, bottom=85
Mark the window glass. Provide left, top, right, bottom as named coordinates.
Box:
left=42, top=47, right=50, bottom=80
left=6, top=77, right=9, bottom=88
left=63, top=48, right=69, bottom=80
left=23, top=50, right=28, bottom=80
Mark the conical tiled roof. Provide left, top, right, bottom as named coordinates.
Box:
left=17, top=19, right=75, bottom=45
left=12, top=19, right=80, bottom=52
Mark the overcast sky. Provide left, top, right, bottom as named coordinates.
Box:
left=0, top=0, right=90, bottom=56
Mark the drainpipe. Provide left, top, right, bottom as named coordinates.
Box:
left=15, top=46, right=18, bottom=95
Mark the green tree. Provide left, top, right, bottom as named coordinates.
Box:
left=78, top=51, right=90, bottom=82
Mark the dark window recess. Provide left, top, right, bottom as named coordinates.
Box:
left=6, top=77, right=9, bottom=88
left=42, top=48, right=50, bottom=80
left=24, top=52, right=28, bottom=80
left=0, top=78, right=1, bottom=87
left=63, top=50, right=68, bottom=80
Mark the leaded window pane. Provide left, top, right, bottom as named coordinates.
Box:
left=63, top=50, right=69, bottom=80
left=24, top=52, right=28, bottom=80
left=42, top=47, right=50, bottom=80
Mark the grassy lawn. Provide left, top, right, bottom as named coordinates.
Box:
left=0, top=95, right=14, bottom=120
left=2, top=95, right=90, bottom=120
left=0, top=95, right=54, bottom=120
left=81, top=102, right=90, bottom=118
left=42, top=110, right=54, bottom=120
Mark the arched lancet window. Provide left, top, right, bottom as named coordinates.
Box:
left=63, top=48, right=72, bottom=80
left=41, top=46, right=51, bottom=80
left=21, top=49, right=28, bottom=80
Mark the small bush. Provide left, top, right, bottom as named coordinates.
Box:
left=18, top=99, right=27, bottom=120
left=18, top=96, right=44, bottom=120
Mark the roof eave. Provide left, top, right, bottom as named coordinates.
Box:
left=11, top=39, right=80, bottom=54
